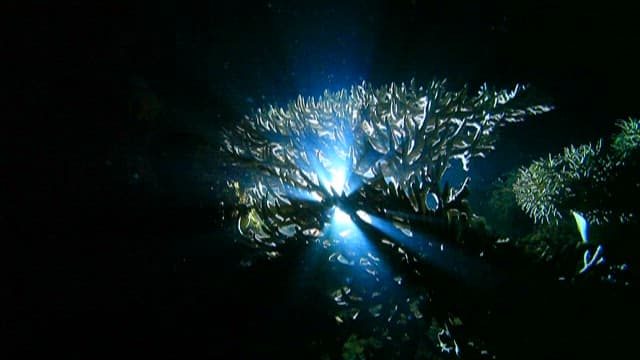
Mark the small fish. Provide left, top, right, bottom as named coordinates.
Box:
left=328, top=252, right=338, bottom=262
left=337, top=254, right=354, bottom=266
left=302, top=228, right=323, bottom=237
left=571, top=210, right=588, bottom=243
left=393, top=220, right=414, bottom=237
left=278, top=223, right=298, bottom=237
left=426, top=192, right=439, bottom=211
left=381, top=239, right=395, bottom=247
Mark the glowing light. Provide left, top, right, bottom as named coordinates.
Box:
left=356, top=210, right=372, bottom=224
left=310, top=191, right=323, bottom=202
left=339, top=228, right=353, bottom=238
left=222, top=80, right=551, bottom=314
left=282, top=186, right=324, bottom=203
left=333, top=206, right=352, bottom=224
left=329, top=167, right=347, bottom=195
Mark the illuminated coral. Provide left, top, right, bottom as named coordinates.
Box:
left=220, top=79, right=552, bottom=356
left=513, top=118, right=640, bottom=225
left=513, top=141, right=604, bottom=224
left=222, top=80, right=552, bottom=253
left=611, top=117, right=640, bottom=159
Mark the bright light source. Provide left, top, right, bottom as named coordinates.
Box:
left=329, top=168, right=347, bottom=195
left=356, top=210, right=372, bottom=224
left=310, top=191, right=323, bottom=202
left=338, top=228, right=352, bottom=238
left=333, top=206, right=351, bottom=224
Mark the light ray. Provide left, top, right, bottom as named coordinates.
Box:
left=355, top=210, right=499, bottom=287
left=333, top=206, right=352, bottom=225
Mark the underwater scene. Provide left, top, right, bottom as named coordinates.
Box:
left=9, top=1, right=639, bottom=359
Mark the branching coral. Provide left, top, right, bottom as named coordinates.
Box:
left=513, top=141, right=604, bottom=224
left=513, top=118, right=640, bottom=225
left=222, top=80, right=552, bottom=253
left=221, top=79, right=552, bottom=356
left=611, top=117, right=640, bottom=159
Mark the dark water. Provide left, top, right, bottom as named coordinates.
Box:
left=8, top=1, right=639, bottom=358
left=9, top=174, right=636, bottom=359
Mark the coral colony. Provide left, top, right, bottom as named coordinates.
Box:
left=223, top=80, right=551, bottom=255
left=512, top=117, right=639, bottom=286
left=221, top=80, right=553, bottom=332
left=514, top=117, right=639, bottom=225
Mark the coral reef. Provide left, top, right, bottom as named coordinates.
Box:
left=222, top=80, right=552, bottom=253
left=513, top=118, right=640, bottom=225
left=611, top=117, right=640, bottom=159
left=221, top=79, right=552, bottom=357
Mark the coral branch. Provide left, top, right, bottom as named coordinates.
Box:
left=223, top=80, right=552, bottom=252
